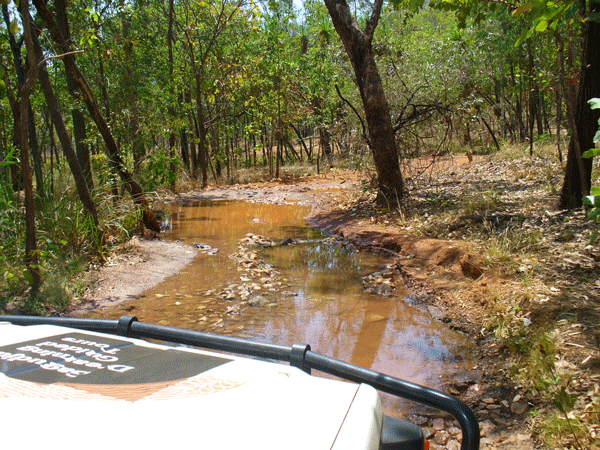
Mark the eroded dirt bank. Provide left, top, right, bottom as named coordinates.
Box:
left=78, top=157, right=600, bottom=449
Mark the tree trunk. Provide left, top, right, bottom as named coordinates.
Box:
left=527, top=39, right=537, bottom=156
left=18, top=0, right=41, bottom=294
left=3, top=3, right=43, bottom=195
left=29, top=12, right=100, bottom=229
left=167, top=0, right=177, bottom=190
left=180, top=128, right=190, bottom=171
left=33, top=0, right=160, bottom=232
left=320, top=125, right=333, bottom=162
left=194, top=73, right=209, bottom=187
left=558, top=2, right=600, bottom=209
left=323, top=0, right=403, bottom=207
left=55, top=0, right=93, bottom=191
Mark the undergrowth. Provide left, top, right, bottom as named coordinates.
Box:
left=360, top=141, right=597, bottom=448
left=0, top=162, right=142, bottom=315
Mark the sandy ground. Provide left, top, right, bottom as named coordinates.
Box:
left=73, top=238, right=198, bottom=314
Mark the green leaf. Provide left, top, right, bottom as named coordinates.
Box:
left=9, top=18, right=19, bottom=36
left=588, top=98, right=600, bottom=110
left=535, top=19, right=548, bottom=32
left=588, top=207, right=600, bottom=221
left=22, top=269, right=33, bottom=286
left=582, top=148, right=600, bottom=158
left=512, top=2, right=534, bottom=16
left=0, top=0, right=11, bottom=5
left=583, top=195, right=600, bottom=209
left=553, top=387, right=577, bottom=414
left=589, top=229, right=599, bottom=245
left=591, top=186, right=600, bottom=196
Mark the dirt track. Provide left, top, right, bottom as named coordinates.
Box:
left=77, top=156, right=600, bottom=449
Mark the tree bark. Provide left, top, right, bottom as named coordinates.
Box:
left=28, top=13, right=100, bottom=230
left=32, top=0, right=160, bottom=232
left=194, top=73, right=209, bottom=187
left=558, top=1, right=600, bottom=209
left=55, top=0, right=93, bottom=191
left=167, top=0, right=177, bottom=190
left=323, top=0, right=403, bottom=207
left=18, top=0, right=42, bottom=294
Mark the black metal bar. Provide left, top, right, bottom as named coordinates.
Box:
left=127, top=320, right=292, bottom=362
left=1, top=315, right=479, bottom=450
left=290, top=343, right=311, bottom=374
left=117, top=315, right=138, bottom=336
left=0, top=315, right=120, bottom=334
left=303, top=351, right=479, bottom=450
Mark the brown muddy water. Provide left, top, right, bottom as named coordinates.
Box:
left=85, top=200, right=476, bottom=414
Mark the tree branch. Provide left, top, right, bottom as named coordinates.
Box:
left=335, top=84, right=371, bottom=148
left=365, top=0, right=384, bottom=42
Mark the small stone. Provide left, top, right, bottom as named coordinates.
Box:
left=448, top=386, right=461, bottom=395
left=423, top=427, right=436, bottom=439
left=433, top=418, right=445, bottom=430
left=482, top=397, right=495, bottom=404
left=516, top=433, right=531, bottom=442
left=432, top=430, right=449, bottom=445
left=479, top=420, right=496, bottom=437
left=445, top=439, right=461, bottom=450
left=248, top=295, right=269, bottom=307
left=447, top=426, right=461, bottom=437
left=493, top=417, right=511, bottom=427
left=511, top=401, right=528, bottom=415
left=407, top=415, right=429, bottom=426
left=366, top=313, right=386, bottom=323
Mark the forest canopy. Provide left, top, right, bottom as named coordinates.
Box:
left=0, top=0, right=598, bottom=300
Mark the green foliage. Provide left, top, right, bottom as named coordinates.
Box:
left=511, top=0, right=577, bottom=47
left=583, top=98, right=600, bottom=242
left=0, top=155, right=143, bottom=313
left=144, top=151, right=179, bottom=190
left=0, top=186, right=25, bottom=299
left=582, top=98, right=600, bottom=159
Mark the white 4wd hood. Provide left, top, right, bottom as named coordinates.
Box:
left=0, top=322, right=382, bottom=449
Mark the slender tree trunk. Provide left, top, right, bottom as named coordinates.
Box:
left=558, top=2, right=600, bottom=209
left=29, top=13, right=100, bottom=229
left=72, top=109, right=92, bottom=189
left=55, top=0, right=93, bottom=191
left=194, top=73, right=209, bottom=187
left=527, top=39, right=537, bottom=156
left=96, top=47, right=112, bottom=122
left=18, top=0, right=41, bottom=293
left=33, top=0, right=160, bottom=232
left=180, top=128, right=190, bottom=171
left=323, top=0, right=403, bottom=207
left=320, top=126, right=333, bottom=162
left=167, top=0, right=177, bottom=190
left=3, top=5, right=25, bottom=193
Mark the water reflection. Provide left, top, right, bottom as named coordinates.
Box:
left=84, top=200, right=475, bottom=415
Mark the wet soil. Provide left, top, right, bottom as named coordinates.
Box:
left=75, top=156, right=600, bottom=449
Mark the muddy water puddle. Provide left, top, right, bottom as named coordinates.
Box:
left=86, top=200, right=476, bottom=414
